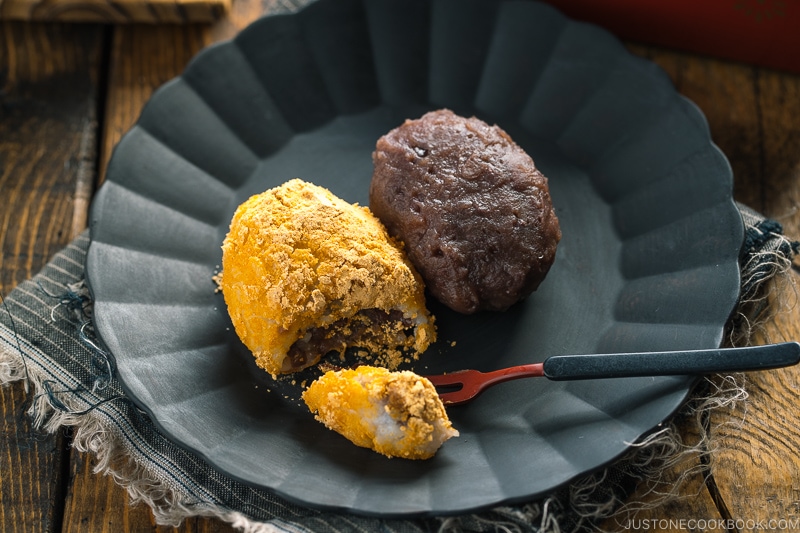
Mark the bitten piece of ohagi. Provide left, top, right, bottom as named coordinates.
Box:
left=302, top=366, right=458, bottom=459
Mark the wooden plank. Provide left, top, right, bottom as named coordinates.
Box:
left=0, top=20, right=104, bottom=533
left=0, top=0, right=230, bottom=24
left=711, top=359, right=800, bottom=530
left=707, top=65, right=800, bottom=532
left=757, top=68, right=800, bottom=225
left=62, top=450, right=237, bottom=532
left=0, top=22, right=103, bottom=289
left=0, top=386, right=66, bottom=533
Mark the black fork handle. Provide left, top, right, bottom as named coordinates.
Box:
left=542, top=342, right=800, bottom=380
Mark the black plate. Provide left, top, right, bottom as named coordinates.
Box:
left=86, top=0, right=743, bottom=517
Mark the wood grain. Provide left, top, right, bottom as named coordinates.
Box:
left=0, top=0, right=230, bottom=24
left=707, top=64, right=800, bottom=531
left=0, top=21, right=103, bottom=291
left=62, top=449, right=237, bottom=532
left=0, top=382, right=67, bottom=533
left=0, top=20, right=104, bottom=533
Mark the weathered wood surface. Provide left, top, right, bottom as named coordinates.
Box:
left=2, top=4, right=800, bottom=531
left=0, top=0, right=229, bottom=24
left=0, top=20, right=104, bottom=533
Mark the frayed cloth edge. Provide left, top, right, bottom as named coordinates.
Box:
left=0, top=340, right=303, bottom=533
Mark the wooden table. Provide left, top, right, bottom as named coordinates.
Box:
left=2, top=2, right=800, bottom=531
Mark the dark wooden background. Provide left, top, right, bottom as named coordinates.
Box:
left=2, top=1, right=800, bottom=530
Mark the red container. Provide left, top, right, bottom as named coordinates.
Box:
left=542, top=0, right=800, bottom=73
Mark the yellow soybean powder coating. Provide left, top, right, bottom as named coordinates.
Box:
left=302, top=366, right=458, bottom=460
left=220, top=179, right=436, bottom=377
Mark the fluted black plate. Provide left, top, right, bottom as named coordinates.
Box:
left=86, top=0, right=743, bottom=517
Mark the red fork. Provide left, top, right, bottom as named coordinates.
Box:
left=425, top=342, right=800, bottom=406
left=425, top=363, right=545, bottom=405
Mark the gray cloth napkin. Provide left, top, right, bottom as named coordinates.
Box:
left=0, top=204, right=796, bottom=533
